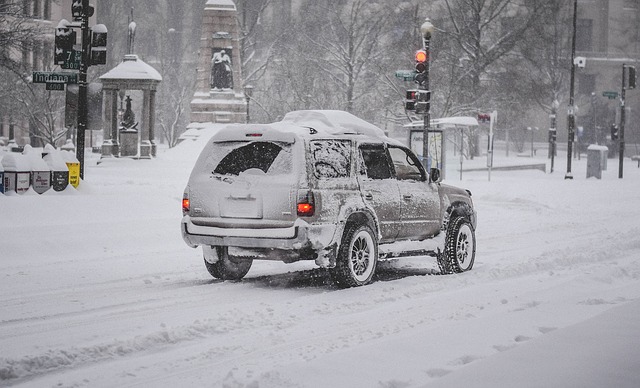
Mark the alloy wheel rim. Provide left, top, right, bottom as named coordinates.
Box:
left=456, top=224, right=473, bottom=269
left=350, top=231, right=374, bottom=281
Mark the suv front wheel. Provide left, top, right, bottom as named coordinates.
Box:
left=438, top=216, right=476, bottom=274
left=331, top=223, right=378, bottom=287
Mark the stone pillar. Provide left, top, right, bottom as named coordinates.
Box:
left=140, top=89, right=151, bottom=158
left=149, top=89, right=157, bottom=157
left=101, top=89, right=119, bottom=158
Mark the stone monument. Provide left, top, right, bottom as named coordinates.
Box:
left=190, top=0, right=247, bottom=124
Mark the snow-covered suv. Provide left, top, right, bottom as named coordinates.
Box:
left=181, top=110, right=477, bottom=287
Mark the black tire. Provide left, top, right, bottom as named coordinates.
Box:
left=438, top=216, right=476, bottom=274
left=204, top=246, right=253, bottom=280
left=330, top=223, right=378, bottom=287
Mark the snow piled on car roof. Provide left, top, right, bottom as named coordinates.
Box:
left=280, top=110, right=387, bottom=138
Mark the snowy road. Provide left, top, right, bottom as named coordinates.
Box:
left=2, top=140, right=640, bottom=387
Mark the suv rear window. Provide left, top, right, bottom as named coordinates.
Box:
left=310, top=140, right=351, bottom=178
left=206, top=141, right=292, bottom=176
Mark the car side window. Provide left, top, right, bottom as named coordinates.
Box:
left=388, top=146, right=425, bottom=181
left=359, top=145, right=392, bottom=180
left=310, top=140, right=351, bottom=179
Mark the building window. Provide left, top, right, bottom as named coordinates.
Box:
left=44, top=0, right=51, bottom=20
left=576, top=18, right=593, bottom=52
left=33, top=0, right=40, bottom=18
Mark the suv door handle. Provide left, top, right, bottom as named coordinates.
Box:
left=364, top=193, right=374, bottom=200
left=403, top=194, right=413, bottom=200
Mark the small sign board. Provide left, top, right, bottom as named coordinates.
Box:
left=395, top=70, right=417, bottom=81
left=61, top=50, right=82, bottom=70
left=46, top=81, right=65, bottom=91
left=32, top=71, right=78, bottom=85
left=602, top=91, right=618, bottom=99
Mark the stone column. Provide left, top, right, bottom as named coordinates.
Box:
left=149, top=89, right=157, bottom=157
left=140, top=89, right=151, bottom=158
left=100, top=89, right=119, bottom=158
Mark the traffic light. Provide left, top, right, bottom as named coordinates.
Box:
left=54, top=27, right=76, bottom=64
left=416, top=90, right=430, bottom=114
left=90, top=24, right=108, bottom=65
left=611, top=124, right=619, bottom=141
left=477, top=113, right=490, bottom=123
left=626, top=65, right=636, bottom=90
left=405, top=89, right=417, bottom=111
left=72, top=1, right=94, bottom=22
left=414, top=49, right=428, bottom=86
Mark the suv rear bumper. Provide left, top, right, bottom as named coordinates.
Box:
left=181, top=216, right=335, bottom=252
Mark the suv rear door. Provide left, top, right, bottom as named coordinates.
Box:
left=188, top=137, right=299, bottom=228
left=357, top=143, right=401, bottom=242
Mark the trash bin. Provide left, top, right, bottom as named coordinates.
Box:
left=23, top=145, right=51, bottom=194
left=0, top=155, right=4, bottom=194
left=1, top=153, right=31, bottom=194
left=61, top=150, right=80, bottom=188
left=43, top=144, right=69, bottom=192
left=587, top=145, right=608, bottom=179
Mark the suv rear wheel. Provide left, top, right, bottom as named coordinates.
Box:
left=331, top=223, right=378, bottom=287
left=204, top=246, right=253, bottom=280
left=438, top=216, right=476, bottom=274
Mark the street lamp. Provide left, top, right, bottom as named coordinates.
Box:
left=244, top=85, right=254, bottom=124
left=549, top=99, right=559, bottom=173
left=420, top=19, right=434, bottom=174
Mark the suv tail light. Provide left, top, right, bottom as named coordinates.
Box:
left=182, top=192, right=190, bottom=215
left=297, top=190, right=315, bottom=217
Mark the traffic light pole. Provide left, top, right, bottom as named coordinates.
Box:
left=420, top=20, right=434, bottom=176
left=619, top=64, right=626, bottom=179
left=565, top=0, right=578, bottom=180
left=421, top=40, right=431, bottom=173
left=76, top=0, right=90, bottom=180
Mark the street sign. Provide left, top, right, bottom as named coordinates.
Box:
left=32, top=71, right=78, bottom=85
left=602, top=91, right=618, bottom=99
left=46, top=81, right=65, bottom=91
left=61, top=50, right=82, bottom=70
left=395, top=70, right=417, bottom=81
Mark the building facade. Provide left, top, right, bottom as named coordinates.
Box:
left=0, top=0, right=97, bottom=148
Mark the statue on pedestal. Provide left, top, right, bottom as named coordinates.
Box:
left=210, top=49, right=233, bottom=90
left=120, top=95, right=138, bottom=130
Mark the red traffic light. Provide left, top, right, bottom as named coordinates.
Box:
left=415, top=50, right=428, bottom=63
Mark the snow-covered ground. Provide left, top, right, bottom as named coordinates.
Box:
left=2, top=130, right=640, bottom=388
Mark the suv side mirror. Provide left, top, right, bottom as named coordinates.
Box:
left=430, top=168, right=441, bottom=183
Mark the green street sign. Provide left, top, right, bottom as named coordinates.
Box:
left=602, top=91, right=618, bottom=99
left=32, top=71, right=78, bottom=85
left=395, top=70, right=417, bottom=82
left=46, top=81, right=65, bottom=91
left=61, top=50, right=82, bottom=70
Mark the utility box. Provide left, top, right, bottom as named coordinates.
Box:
left=587, top=145, right=608, bottom=179
left=0, top=157, right=4, bottom=194
left=23, top=145, right=51, bottom=194
left=61, top=150, right=80, bottom=188
left=2, top=153, right=31, bottom=194
left=43, top=144, right=69, bottom=192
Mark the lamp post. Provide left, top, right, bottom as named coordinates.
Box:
left=549, top=99, right=559, bottom=173
left=565, top=0, right=578, bottom=179
left=244, top=85, right=254, bottom=124
left=420, top=19, right=434, bottom=173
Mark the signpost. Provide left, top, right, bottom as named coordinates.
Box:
left=394, top=70, right=417, bottom=82
left=32, top=71, right=78, bottom=85
left=61, top=50, right=82, bottom=70
left=46, top=81, right=66, bottom=91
